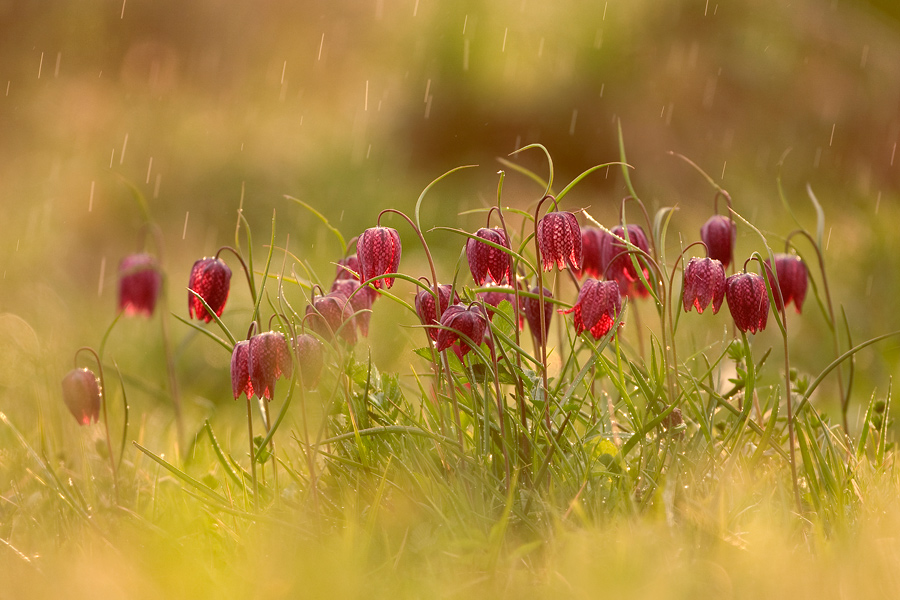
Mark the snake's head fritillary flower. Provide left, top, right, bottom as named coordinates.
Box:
left=537, top=211, right=582, bottom=271
left=118, top=253, right=161, bottom=317
left=602, top=225, right=651, bottom=298
left=682, top=257, right=726, bottom=314
left=466, top=227, right=512, bottom=285
left=701, top=215, right=736, bottom=269
left=579, top=227, right=606, bottom=279
left=435, top=304, right=488, bottom=357
left=62, top=368, right=101, bottom=426
left=248, top=332, right=293, bottom=401
left=765, top=254, right=809, bottom=314
left=293, top=333, right=324, bottom=390
left=415, top=284, right=459, bottom=342
left=335, top=254, right=361, bottom=281
left=331, top=278, right=376, bottom=337
left=188, top=257, right=232, bottom=322
left=231, top=340, right=253, bottom=399
left=524, top=286, right=553, bottom=345
left=725, top=272, right=769, bottom=334
left=306, top=292, right=357, bottom=345
left=561, top=279, right=622, bottom=339
left=357, top=227, right=401, bottom=289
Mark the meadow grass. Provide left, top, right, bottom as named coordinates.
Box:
left=2, top=142, right=899, bottom=600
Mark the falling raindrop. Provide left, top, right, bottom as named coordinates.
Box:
left=182, top=212, right=190, bottom=240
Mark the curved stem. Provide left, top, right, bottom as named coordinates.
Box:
left=216, top=245, right=257, bottom=308
left=786, top=229, right=847, bottom=434
left=74, top=347, right=118, bottom=503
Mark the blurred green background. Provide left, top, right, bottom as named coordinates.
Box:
left=2, top=0, right=899, bottom=433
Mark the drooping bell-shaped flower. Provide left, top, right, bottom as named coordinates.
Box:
left=466, top=227, right=512, bottom=285
left=231, top=340, right=253, bottom=399
left=524, top=286, right=553, bottom=345
left=188, top=257, right=232, bottom=322
left=701, top=215, right=736, bottom=269
left=118, top=253, right=161, bottom=317
left=601, top=225, right=651, bottom=298
left=435, top=304, right=488, bottom=357
left=765, top=254, right=809, bottom=313
left=415, top=284, right=459, bottom=342
left=537, top=211, right=582, bottom=271
left=331, top=278, right=376, bottom=337
left=293, top=333, right=324, bottom=390
left=357, top=227, right=401, bottom=289
left=335, top=254, right=361, bottom=281
left=561, top=279, right=622, bottom=339
left=682, top=257, right=726, bottom=314
left=725, top=272, right=769, bottom=334
left=306, top=291, right=357, bottom=345
left=579, top=227, right=606, bottom=279
left=62, top=368, right=102, bottom=426
left=248, top=332, right=293, bottom=400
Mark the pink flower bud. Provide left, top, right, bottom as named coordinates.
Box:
left=701, top=215, right=736, bottom=269
left=764, top=254, right=808, bottom=313
left=188, top=257, right=232, bottom=322
left=682, top=257, right=726, bottom=314
left=118, top=253, right=161, bottom=317
left=435, top=305, right=488, bottom=357
left=524, top=286, right=553, bottom=345
left=62, top=368, right=101, bottom=425
left=415, top=284, right=459, bottom=342
left=357, top=227, right=401, bottom=289
left=561, top=279, right=622, bottom=339
left=537, top=211, right=582, bottom=271
left=725, top=272, right=769, bottom=333
left=466, top=227, right=512, bottom=285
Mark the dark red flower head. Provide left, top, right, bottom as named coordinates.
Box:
left=357, top=227, right=401, bottom=289
left=537, top=211, right=582, bottom=271
left=248, top=332, right=293, bottom=401
left=466, top=227, right=512, bottom=285
left=701, top=215, right=736, bottom=269
left=306, top=291, right=357, bottom=345
left=331, top=278, right=376, bottom=337
left=231, top=340, right=253, bottom=399
left=524, top=286, right=553, bottom=345
left=765, top=254, right=808, bottom=314
left=579, top=227, right=606, bottom=279
left=188, top=257, right=232, bottom=322
left=118, top=253, right=161, bottom=317
left=561, top=279, right=622, bottom=339
left=725, top=272, right=769, bottom=334
left=435, top=304, right=488, bottom=357
left=62, top=368, right=101, bottom=426
left=602, top=225, right=651, bottom=298
left=415, top=284, right=460, bottom=342
left=293, top=333, right=325, bottom=390
left=335, top=254, right=361, bottom=281
left=682, top=257, right=726, bottom=314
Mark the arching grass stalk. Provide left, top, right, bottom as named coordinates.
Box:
left=74, top=346, right=118, bottom=503
left=785, top=228, right=848, bottom=434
